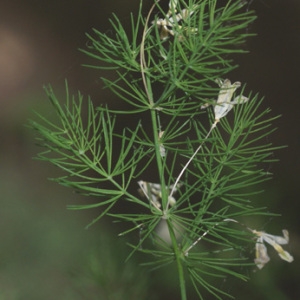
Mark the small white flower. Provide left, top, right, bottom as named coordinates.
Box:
left=214, top=79, right=249, bottom=122
left=252, top=229, right=294, bottom=269
left=153, top=0, right=198, bottom=40
left=138, top=181, right=181, bottom=210
left=223, top=219, right=294, bottom=269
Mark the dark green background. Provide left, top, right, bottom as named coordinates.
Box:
left=0, top=0, right=298, bottom=299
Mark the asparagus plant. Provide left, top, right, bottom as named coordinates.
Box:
left=29, top=0, right=293, bottom=299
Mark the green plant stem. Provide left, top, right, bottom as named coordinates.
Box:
left=140, top=0, right=170, bottom=211
left=144, top=4, right=185, bottom=296
left=150, top=94, right=186, bottom=298
left=167, top=219, right=187, bottom=300
left=150, top=109, right=169, bottom=205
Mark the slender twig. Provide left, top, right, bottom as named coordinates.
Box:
left=168, top=121, right=218, bottom=203
left=140, top=1, right=159, bottom=105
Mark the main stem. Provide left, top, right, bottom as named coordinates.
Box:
left=140, top=2, right=187, bottom=299
left=167, top=219, right=187, bottom=300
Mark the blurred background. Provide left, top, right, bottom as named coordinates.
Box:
left=0, top=0, right=299, bottom=299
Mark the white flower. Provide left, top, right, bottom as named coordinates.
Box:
left=137, top=181, right=181, bottom=210
left=223, top=219, right=294, bottom=269
left=153, top=0, right=198, bottom=40
left=252, top=229, right=294, bottom=269
left=214, top=79, right=249, bottom=122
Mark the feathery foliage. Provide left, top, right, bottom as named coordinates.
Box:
left=29, top=1, right=293, bottom=299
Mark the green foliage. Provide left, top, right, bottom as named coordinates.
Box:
left=29, top=0, right=288, bottom=299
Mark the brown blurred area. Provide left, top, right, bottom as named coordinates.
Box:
left=0, top=0, right=299, bottom=299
